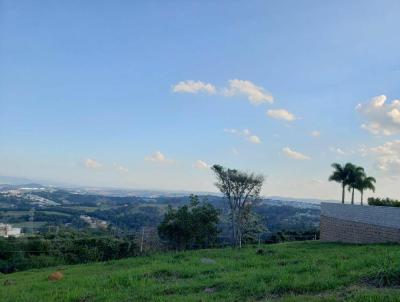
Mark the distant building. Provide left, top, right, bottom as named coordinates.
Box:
left=0, top=223, right=22, bottom=237
left=80, top=215, right=108, bottom=229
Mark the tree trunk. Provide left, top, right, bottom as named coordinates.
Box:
left=351, top=188, right=355, bottom=205
left=231, top=213, right=236, bottom=247
left=361, top=191, right=364, bottom=206
left=341, top=184, right=345, bottom=204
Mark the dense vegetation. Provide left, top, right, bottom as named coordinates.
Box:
left=1, top=241, right=400, bottom=302
left=368, top=197, right=400, bottom=207
left=0, top=230, right=138, bottom=273
left=158, top=195, right=220, bottom=250
left=0, top=190, right=320, bottom=274
left=0, top=191, right=320, bottom=240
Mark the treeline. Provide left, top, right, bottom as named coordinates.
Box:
left=368, top=197, right=400, bottom=207
left=0, top=230, right=138, bottom=273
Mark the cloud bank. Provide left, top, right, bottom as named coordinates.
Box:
left=357, top=95, right=400, bottom=136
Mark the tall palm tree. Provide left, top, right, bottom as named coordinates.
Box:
left=356, top=175, right=376, bottom=205
left=347, top=165, right=365, bottom=205
left=329, top=163, right=351, bottom=203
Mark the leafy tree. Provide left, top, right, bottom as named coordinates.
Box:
left=355, top=175, right=376, bottom=205
left=157, top=195, right=219, bottom=250
left=240, top=210, right=267, bottom=244
left=211, top=164, right=264, bottom=248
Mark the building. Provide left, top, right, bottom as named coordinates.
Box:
left=320, top=202, right=400, bottom=243
left=0, top=223, right=22, bottom=238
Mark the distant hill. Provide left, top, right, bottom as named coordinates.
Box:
left=0, top=176, right=337, bottom=205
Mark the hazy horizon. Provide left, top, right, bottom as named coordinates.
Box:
left=2, top=1, right=400, bottom=201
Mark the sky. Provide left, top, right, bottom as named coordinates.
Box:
left=1, top=0, right=400, bottom=200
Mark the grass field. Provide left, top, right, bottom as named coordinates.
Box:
left=1, top=241, right=400, bottom=302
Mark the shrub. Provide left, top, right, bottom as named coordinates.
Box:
left=368, top=197, right=400, bottom=207
left=158, top=195, right=220, bottom=250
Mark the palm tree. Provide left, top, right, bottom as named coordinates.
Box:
left=355, top=175, right=376, bottom=205
left=346, top=164, right=365, bottom=205
left=329, top=163, right=351, bottom=203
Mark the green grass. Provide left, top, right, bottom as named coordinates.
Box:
left=0, top=210, right=31, bottom=217
left=1, top=241, right=400, bottom=302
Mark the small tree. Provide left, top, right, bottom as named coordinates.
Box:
left=157, top=195, right=219, bottom=250
left=211, top=164, right=264, bottom=248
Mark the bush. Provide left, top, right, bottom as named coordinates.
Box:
left=368, top=197, right=400, bottom=207
left=158, top=195, right=220, bottom=250
left=0, top=230, right=138, bottom=273
left=364, top=262, right=400, bottom=287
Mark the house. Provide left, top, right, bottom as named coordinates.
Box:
left=0, top=223, right=22, bottom=237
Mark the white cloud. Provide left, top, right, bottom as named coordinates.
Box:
left=310, top=179, right=324, bottom=184
left=329, top=147, right=346, bottom=155
left=282, top=147, right=310, bottom=160
left=145, top=151, right=174, bottom=163
left=232, top=147, right=239, bottom=155
left=248, top=135, right=261, bottom=144
left=357, top=95, right=400, bottom=136
left=223, top=79, right=273, bottom=105
left=85, top=158, right=102, bottom=169
left=172, top=79, right=273, bottom=106
left=368, top=140, right=400, bottom=174
left=311, top=130, right=321, bottom=137
left=172, top=80, right=216, bottom=94
left=267, top=109, right=296, bottom=121
left=224, top=128, right=261, bottom=144
left=113, top=163, right=129, bottom=173
left=193, top=160, right=210, bottom=169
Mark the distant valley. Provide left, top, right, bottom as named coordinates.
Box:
left=0, top=182, right=321, bottom=239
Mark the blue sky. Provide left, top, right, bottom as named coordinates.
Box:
left=1, top=0, right=400, bottom=200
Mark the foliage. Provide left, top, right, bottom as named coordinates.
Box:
left=328, top=163, right=352, bottom=203
left=368, top=197, right=400, bottom=207
left=265, top=229, right=319, bottom=243
left=212, top=164, right=264, bottom=247
left=329, top=162, right=376, bottom=205
left=2, top=242, right=400, bottom=301
left=158, top=195, right=220, bottom=250
left=364, top=258, right=400, bottom=287
left=239, top=210, right=267, bottom=244
left=0, top=230, right=138, bottom=273
left=355, top=175, right=376, bottom=205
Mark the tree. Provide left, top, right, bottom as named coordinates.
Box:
left=346, top=164, right=365, bottom=205
left=328, top=163, right=354, bottom=204
left=355, top=175, right=376, bottom=205
left=157, top=195, right=219, bottom=250
left=240, top=210, right=267, bottom=245
left=211, top=164, right=264, bottom=248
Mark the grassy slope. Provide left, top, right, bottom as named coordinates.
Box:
left=1, top=241, right=400, bottom=302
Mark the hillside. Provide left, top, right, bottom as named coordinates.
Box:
left=0, top=187, right=320, bottom=238
left=1, top=241, right=400, bottom=302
